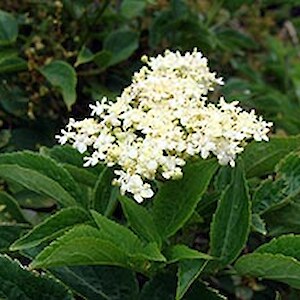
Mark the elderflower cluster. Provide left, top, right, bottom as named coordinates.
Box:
left=56, top=49, right=272, bottom=203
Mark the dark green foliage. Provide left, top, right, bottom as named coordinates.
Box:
left=0, top=1, right=300, bottom=299
left=0, top=255, right=73, bottom=299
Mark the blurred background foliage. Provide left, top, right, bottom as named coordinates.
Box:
left=1, top=0, right=300, bottom=153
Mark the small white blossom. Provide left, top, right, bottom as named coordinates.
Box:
left=56, top=49, right=272, bottom=203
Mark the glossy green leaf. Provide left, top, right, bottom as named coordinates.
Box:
left=0, top=164, right=77, bottom=207
left=40, top=60, right=77, bottom=110
left=0, top=255, right=73, bottom=299
left=210, top=162, right=251, bottom=266
left=30, top=225, right=128, bottom=269
left=235, top=253, right=300, bottom=289
left=252, top=179, right=283, bottom=215
left=0, top=191, right=27, bottom=223
left=91, top=210, right=143, bottom=253
left=177, top=259, right=208, bottom=300
left=91, top=210, right=165, bottom=262
left=255, top=234, right=300, bottom=260
left=30, top=208, right=164, bottom=270
left=103, top=30, right=139, bottom=66
left=165, top=245, right=212, bottom=263
left=0, top=150, right=83, bottom=204
left=253, top=152, right=300, bottom=215
left=10, top=207, right=91, bottom=251
left=0, top=10, right=18, bottom=45
left=51, top=265, right=138, bottom=300
left=120, top=196, right=161, bottom=246
left=153, top=159, right=218, bottom=239
left=241, top=135, right=300, bottom=178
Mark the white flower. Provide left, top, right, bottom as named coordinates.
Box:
left=56, top=49, right=272, bottom=203
left=89, top=98, right=108, bottom=116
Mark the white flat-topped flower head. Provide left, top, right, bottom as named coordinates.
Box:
left=56, top=49, right=272, bottom=203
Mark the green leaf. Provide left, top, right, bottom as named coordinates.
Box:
left=51, top=265, right=138, bottom=300
left=92, top=168, right=118, bottom=215
left=264, top=200, right=300, bottom=236
left=213, top=165, right=232, bottom=192
left=241, top=135, right=300, bottom=178
left=210, top=162, right=251, bottom=266
left=0, top=55, right=27, bottom=74
left=41, top=145, right=104, bottom=176
left=252, top=179, right=283, bottom=215
left=0, top=255, right=73, bottom=299
left=31, top=218, right=164, bottom=272
left=40, top=60, right=77, bottom=110
left=0, top=151, right=84, bottom=205
left=235, top=253, right=300, bottom=289
left=0, top=164, right=77, bottom=207
left=153, top=159, right=218, bottom=239
left=0, top=10, right=18, bottom=45
left=93, top=50, right=113, bottom=69
left=0, top=85, right=28, bottom=117
left=253, top=152, right=300, bottom=215
left=176, top=259, right=208, bottom=300
left=10, top=207, right=91, bottom=251
left=14, top=190, right=55, bottom=210
left=120, top=196, right=161, bottom=246
left=0, top=191, right=27, bottom=223
left=63, top=164, right=98, bottom=187
left=121, top=0, right=147, bottom=18
left=165, top=245, right=212, bottom=263
left=103, top=29, right=139, bottom=67
left=30, top=225, right=128, bottom=269
left=251, top=214, right=267, bottom=235
left=91, top=210, right=143, bottom=254
left=91, top=210, right=165, bottom=262
left=40, top=145, right=85, bottom=168
left=255, top=234, right=300, bottom=261
left=74, top=46, right=94, bottom=67
left=217, top=29, right=257, bottom=51
left=0, top=225, right=27, bottom=251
